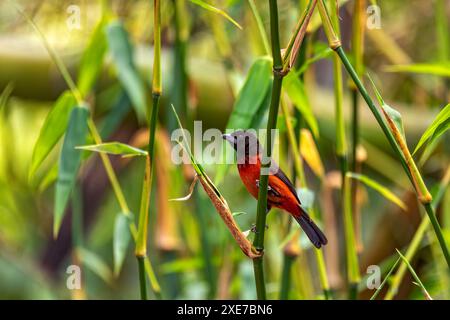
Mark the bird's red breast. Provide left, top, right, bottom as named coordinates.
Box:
left=237, top=155, right=302, bottom=217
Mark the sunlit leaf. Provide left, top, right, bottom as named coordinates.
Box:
left=113, top=213, right=132, bottom=277
left=414, top=104, right=450, bottom=155
left=30, top=91, right=76, bottom=178
left=106, top=21, right=146, bottom=120
left=300, top=129, right=324, bottom=178
left=77, top=142, right=147, bottom=157
left=189, top=0, right=242, bottom=30
left=347, top=173, right=407, bottom=210
left=54, top=107, right=89, bottom=237
left=283, top=72, right=319, bottom=137
left=385, top=63, right=450, bottom=77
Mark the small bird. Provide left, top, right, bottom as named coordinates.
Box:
left=223, top=130, right=327, bottom=249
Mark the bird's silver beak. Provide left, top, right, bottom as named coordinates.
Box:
left=222, top=133, right=233, bottom=144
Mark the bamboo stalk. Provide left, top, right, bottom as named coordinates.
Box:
left=135, top=0, right=163, bottom=300
left=316, top=0, right=450, bottom=270
left=17, top=3, right=162, bottom=298
left=252, top=0, right=284, bottom=300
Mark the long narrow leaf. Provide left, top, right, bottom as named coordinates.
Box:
left=283, top=72, right=319, bottom=137
left=54, top=107, right=89, bottom=237
left=113, top=213, right=132, bottom=276
left=347, top=173, right=407, bottom=210
left=77, top=18, right=109, bottom=97
left=30, top=91, right=77, bottom=179
left=189, top=0, right=242, bottom=30
left=414, top=104, right=450, bottom=154
left=385, top=63, right=450, bottom=77
left=77, top=142, right=147, bottom=157
left=226, top=57, right=272, bottom=129
left=78, top=248, right=114, bottom=285
left=106, top=22, right=146, bottom=120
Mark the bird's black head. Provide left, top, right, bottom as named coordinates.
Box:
left=222, top=130, right=261, bottom=160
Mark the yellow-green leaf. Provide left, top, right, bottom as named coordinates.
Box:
left=30, top=91, right=76, bottom=179
left=189, top=0, right=242, bottom=30
left=385, top=63, right=450, bottom=78
left=77, top=142, right=147, bottom=157
left=414, top=104, right=450, bottom=155
left=347, top=173, right=407, bottom=211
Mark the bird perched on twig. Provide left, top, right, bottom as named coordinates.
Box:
left=223, top=130, right=327, bottom=249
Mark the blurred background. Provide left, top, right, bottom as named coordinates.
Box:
left=0, top=0, right=448, bottom=299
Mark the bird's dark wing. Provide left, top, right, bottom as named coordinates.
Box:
left=269, top=161, right=301, bottom=204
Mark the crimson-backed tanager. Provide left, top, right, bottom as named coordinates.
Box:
left=223, top=130, right=327, bottom=249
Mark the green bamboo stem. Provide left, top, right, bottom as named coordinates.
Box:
left=134, top=0, right=163, bottom=300
left=137, top=256, right=148, bottom=300
left=279, top=254, right=295, bottom=299
left=327, top=0, right=358, bottom=298
left=171, top=0, right=189, bottom=129
left=314, top=3, right=450, bottom=269
left=252, top=0, right=284, bottom=300
left=335, top=46, right=450, bottom=270
left=19, top=2, right=163, bottom=297
left=350, top=0, right=365, bottom=171
left=280, top=98, right=331, bottom=299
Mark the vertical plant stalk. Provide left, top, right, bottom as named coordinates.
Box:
left=18, top=2, right=162, bottom=297
left=252, top=0, right=284, bottom=300
left=280, top=98, right=331, bottom=299
left=135, top=0, right=162, bottom=300
left=350, top=0, right=365, bottom=171
left=327, top=0, right=358, bottom=299
left=317, top=0, right=450, bottom=270
left=171, top=0, right=189, bottom=128
left=350, top=0, right=365, bottom=253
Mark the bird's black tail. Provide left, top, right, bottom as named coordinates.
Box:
left=294, top=208, right=328, bottom=249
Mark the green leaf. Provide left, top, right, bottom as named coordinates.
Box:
left=106, top=21, right=146, bottom=120
left=347, top=173, right=407, bottom=211
left=370, top=257, right=401, bottom=300
left=283, top=72, right=319, bottom=137
left=54, top=107, right=89, bottom=237
left=385, top=63, right=450, bottom=77
left=188, top=0, right=242, bottom=30
left=395, top=249, right=432, bottom=300
left=77, top=18, right=108, bottom=97
left=226, top=57, right=272, bottom=129
left=113, top=213, right=132, bottom=277
left=30, top=91, right=77, bottom=179
left=368, top=75, right=405, bottom=138
left=78, top=248, right=113, bottom=285
left=414, top=104, right=450, bottom=154
left=296, top=42, right=332, bottom=75
left=77, top=142, right=147, bottom=157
